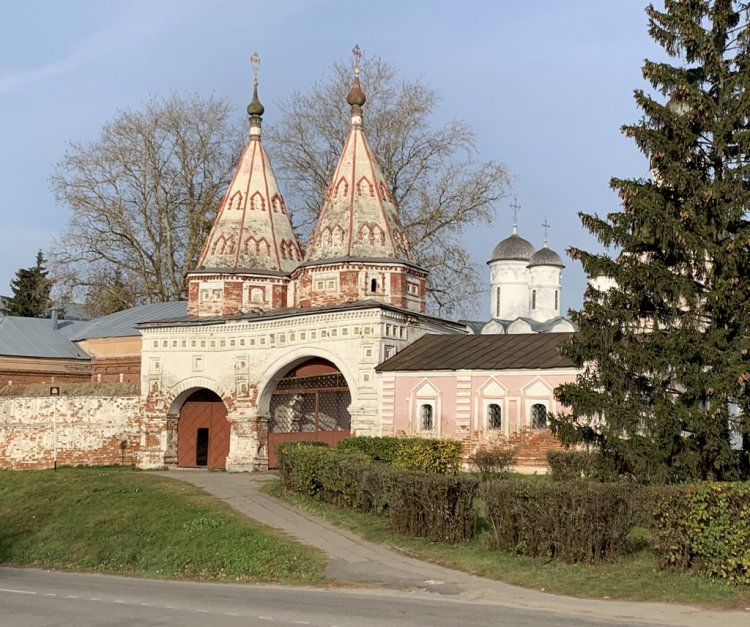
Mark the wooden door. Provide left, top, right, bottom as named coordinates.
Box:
left=178, top=390, right=230, bottom=468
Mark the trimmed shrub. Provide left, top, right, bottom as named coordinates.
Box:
left=651, top=482, right=750, bottom=584
left=546, top=450, right=619, bottom=482
left=337, top=436, right=402, bottom=463
left=387, top=471, right=478, bottom=542
left=276, top=442, right=332, bottom=496
left=392, top=439, right=462, bottom=475
left=337, top=436, right=462, bottom=475
left=278, top=443, right=477, bottom=543
left=468, top=445, right=517, bottom=481
left=480, top=480, right=636, bottom=563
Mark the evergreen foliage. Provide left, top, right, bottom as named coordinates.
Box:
left=553, top=1, right=750, bottom=482
left=1, top=251, right=53, bottom=317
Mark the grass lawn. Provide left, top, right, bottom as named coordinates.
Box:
left=0, top=467, right=326, bottom=584
left=263, top=481, right=750, bottom=609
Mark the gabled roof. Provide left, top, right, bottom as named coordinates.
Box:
left=376, top=332, right=575, bottom=371
left=0, top=316, right=90, bottom=359
left=72, top=302, right=188, bottom=340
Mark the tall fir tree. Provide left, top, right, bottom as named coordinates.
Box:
left=1, top=251, right=53, bottom=318
left=552, top=0, right=750, bottom=483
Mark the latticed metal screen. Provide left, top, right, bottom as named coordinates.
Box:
left=269, top=372, right=351, bottom=433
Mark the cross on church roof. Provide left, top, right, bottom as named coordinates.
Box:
left=352, top=44, right=362, bottom=76
left=510, top=197, right=521, bottom=234
left=542, top=218, right=550, bottom=246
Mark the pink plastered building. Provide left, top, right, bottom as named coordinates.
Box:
left=377, top=333, right=578, bottom=470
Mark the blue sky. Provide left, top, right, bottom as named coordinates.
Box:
left=0, top=0, right=664, bottom=319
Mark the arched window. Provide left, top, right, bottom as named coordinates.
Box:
left=487, top=403, right=502, bottom=430
left=370, top=278, right=378, bottom=293
left=554, top=290, right=559, bottom=310
left=420, top=404, right=434, bottom=430
left=531, top=403, right=547, bottom=429
left=531, top=289, right=537, bottom=310
left=495, top=287, right=500, bottom=317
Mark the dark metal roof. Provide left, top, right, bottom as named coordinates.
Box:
left=72, top=302, right=188, bottom=340
left=528, top=246, right=564, bottom=268
left=489, top=233, right=535, bottom=263
left=376, top=332, right=575, bottom=371
left=0, top=316, right=90, bottom=359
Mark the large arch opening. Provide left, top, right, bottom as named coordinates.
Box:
left=178, top=389, right=230, bottom=469
left=267, top=357, right=351, bottom=467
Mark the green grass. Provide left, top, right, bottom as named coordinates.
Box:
left=263, top=481, right=750, bottom=609
left=0, top=468, right=326, bottom=584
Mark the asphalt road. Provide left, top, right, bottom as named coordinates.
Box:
left=0, top=567, right=656, bottom=627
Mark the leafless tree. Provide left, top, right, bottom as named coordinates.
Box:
left=50, top=94, right=242, bottom=312
left=265, top=55, right=510, bottom=315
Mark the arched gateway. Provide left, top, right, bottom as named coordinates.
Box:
left=177, top=389, right=230, bottom=468
left=267, top=358, right=351, bottom=467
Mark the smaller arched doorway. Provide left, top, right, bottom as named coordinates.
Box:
left=267, top=358, right=351, bottom=467
left=178, top=389, right=230, bottom=468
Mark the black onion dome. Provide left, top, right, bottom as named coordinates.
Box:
left=528, top=246, right=564, bottom=268
left=489, top=233, right=535, bottom=262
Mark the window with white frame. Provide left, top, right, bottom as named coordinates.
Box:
left=487, top=403, right=502, bottom=430
left=531, top=403, right=547, bottom=429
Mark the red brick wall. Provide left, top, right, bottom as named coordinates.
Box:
left=90, top=357, right=141, bottom=384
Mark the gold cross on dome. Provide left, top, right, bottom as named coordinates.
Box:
left=250, top=52, right=260, bottom=84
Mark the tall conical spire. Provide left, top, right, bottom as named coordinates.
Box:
left=188, top=55, right=302, bottom=315
left=294, top=46, right=427, bottom=313
left=303, top=45, right=415, bottom=263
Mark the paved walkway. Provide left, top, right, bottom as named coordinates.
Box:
left=154, top=469, right=746, bottom=627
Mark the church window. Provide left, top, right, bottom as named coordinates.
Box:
left=200, top=290, right=209, bottom=302
left=531, top=403, right=547, bottom=429
left=531, top=289, right=537, bottom=310
left=327, top=280, right=336, bottom=290
left=496, top=287, right=501, bottom=317
left=370, top=278, right=378, bottom=293
left=310, top=331, right=317, bottom=340
left=555, top=290, right=559, bottom=309
left=488, top=404, right=502, bottom=430
left=152, top=340, right=158, bottom=348
left=210, top=340, right=216, bottom=348
left=219, top=339, right=225, bottom=347
left=342, top=327, right=349, bottom=336
left=190, top=340, right=197, bottom=348
left=181, top=340, right=187, bottom=348
left=299, top=331, right=306, bottom=341
left=316, top=280, right=324, bottom=290
left=331, top=328, right=337, bottom=337
left=172, top=340, right=177, bottom=348
left=384, top=345, right=395, bottom=359
left=212, top=289, right=222, bottom=300
left=200, top=340, right=206, bottom=348
left=239, top=338, right=246, bottom=346
left=250, top=287, right=264, bottom=304
left=420, top=404, right=434, bottom=431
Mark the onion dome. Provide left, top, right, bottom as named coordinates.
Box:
left=489, top=233, right=535, bottom=263
left=528, top=245, right=564, bottom=268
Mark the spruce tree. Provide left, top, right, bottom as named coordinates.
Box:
left=552, top=0, right=750, bottom=482
left=1, top=251, right=53, bottom=318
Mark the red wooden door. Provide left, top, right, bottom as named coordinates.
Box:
left=178, top=390, right=230, bottom=468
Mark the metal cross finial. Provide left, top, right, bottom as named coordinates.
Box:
left=510, top=197, right=521, bottom=234
left=542, top=218, right=550, bottom=246
left=250, top=52, right=261, bottom=85
left=352, top=44, right=362, bottom=76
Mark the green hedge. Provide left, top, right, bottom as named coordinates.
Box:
left=277, top=442, right=477, bottom=542
left=337, top=436, right=462, bottom=475
left=651, top=482, right=750, bottom=584
left=546, top=450, right=620, bottom=482
left=480, top=480, right=636, bottom=563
